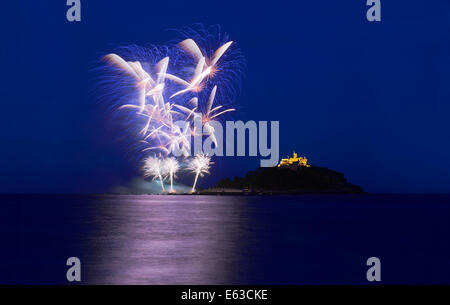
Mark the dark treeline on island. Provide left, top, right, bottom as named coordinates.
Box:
left=203, top=153, right=364, bottom=195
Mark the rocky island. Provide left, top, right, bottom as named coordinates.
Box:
left=202, top=152, right=363, bottom=195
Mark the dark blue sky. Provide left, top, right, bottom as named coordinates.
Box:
left=1, top=1, right=450, bottom=193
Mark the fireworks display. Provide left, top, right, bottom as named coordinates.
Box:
left=162, top=157, right=179, bottom=193
left=187, top=154, right=213, bottom=193
left=99, top=25, right=244, bottom=193
left=142, top=156, right=166, bottom=192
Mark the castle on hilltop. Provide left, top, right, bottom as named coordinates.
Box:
left=278, top=152, right=310, bottom=168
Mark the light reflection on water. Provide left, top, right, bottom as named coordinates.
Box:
left=85, top=195, right=249, bottom=284
left=79, top=194, right=450, bottom=284
left=2, top=194, right=450, bottom=284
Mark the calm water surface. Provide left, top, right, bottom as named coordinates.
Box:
left=1, top=194, right=450, bottom=284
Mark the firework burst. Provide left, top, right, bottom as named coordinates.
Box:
left=162, top=157, right=180, bottom=193
left=187, top=154, right=212, bottom=193
left=98, top=25, right=244, bottom=193
left=142, top=156, right=166, bottom=192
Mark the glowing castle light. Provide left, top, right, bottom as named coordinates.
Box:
left=278, top=152, right=310, bottom=168
left=98, top=25, right=244, bottom=193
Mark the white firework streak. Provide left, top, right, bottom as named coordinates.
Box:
left=160, top=40, right=233, bottom=99
left=142, top=156, right=167, bottom=192
left=187, top=154, right=212, bottom=192
left=162, top=157, right=180, bottom=192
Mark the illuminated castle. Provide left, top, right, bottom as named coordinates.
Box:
left=278, top=152, right=310, bottom=168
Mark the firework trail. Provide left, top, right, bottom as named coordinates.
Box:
left=187, top=154, right=212, bottom=193
left=162, top=157, right=179, bottom=193
left=142, top=156, right=166, bottom=192
left=161, top=40, right=233, bottom=98
left=98, top=25, right=244, bottom=193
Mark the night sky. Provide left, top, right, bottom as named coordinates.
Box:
left=1, top=1, right=450, bottom=193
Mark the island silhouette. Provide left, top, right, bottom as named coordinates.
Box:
left=202, top=152, right=363, bottom=195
